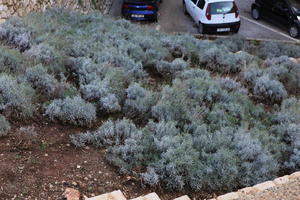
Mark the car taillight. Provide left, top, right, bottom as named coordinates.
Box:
left=147, top=5, right=156, bottom=10
left=233, top=2, right=239, bottom=18
left=206, top=4, right=211, bottom=20
left=123, top=4, right=129, bottom=8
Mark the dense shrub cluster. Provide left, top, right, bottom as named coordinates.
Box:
left=25, top=64, right=60, bottom=97
left=0, top=74, right=34, bottom=118
left=0, top=46, right=25, bottom=74
left=45, top=96, right=96, bottom=126
left=1, top=8, right=300, bottom=193
left=253, top=75, right=287, bottom=103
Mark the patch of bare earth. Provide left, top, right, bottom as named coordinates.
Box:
left=0, top=124, right=213, bottom=200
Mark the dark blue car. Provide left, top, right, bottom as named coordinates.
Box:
left=122, top=0, right=161, bottom=22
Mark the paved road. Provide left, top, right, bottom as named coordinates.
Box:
left=109, top=0, right=298, bottom=42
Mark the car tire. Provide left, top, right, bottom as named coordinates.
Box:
left=183, top=2, right=188, bottom=15
left=251, top=7, right=260, bottom=20
left=198, top=22, right=205, bottom=34
left=289, top=25, right=299, bottom=38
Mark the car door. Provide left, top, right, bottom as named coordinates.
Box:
left=194, top=0, right=205, bottom=23
left=259, top=0, right=276, bottom=18
left=189, top=0, right=199, bottom=21
left=186, top=0, right=193, bottom=14
left=272, top=0, right=292, bottom=27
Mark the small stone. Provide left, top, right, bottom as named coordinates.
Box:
left=84, top=177, right=88, bottom=181
left=44, top=153, right=48, bottom=157
left=63, top=188, right=80, bottom=200
left=66, top=144, right=71, bottom=147
left=76, top=165, right=81, bottom=169
left=84, top=161, right=87, bottom=164
left=72, top=182, right=78, bottom=186
left=49, top=184, right=54, bottom=189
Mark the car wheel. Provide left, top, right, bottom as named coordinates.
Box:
left=198, top=22, right=205, bottom=34
left=251, top=7, right=260, bottom=20
left=183, top=2, right=188, bottom=15
left=289, top=25, right=299, bottom=38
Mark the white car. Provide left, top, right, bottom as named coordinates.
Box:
left=183, top=0, right=241, bottom=34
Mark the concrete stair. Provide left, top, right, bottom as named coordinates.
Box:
left=85, top=190, right=191, bottom=200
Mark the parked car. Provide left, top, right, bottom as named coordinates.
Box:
left=251, top=0, right=300, bottom=38
left=183, top=0, right=240, bottom=34
left=121, top=0, right=161, bottom=22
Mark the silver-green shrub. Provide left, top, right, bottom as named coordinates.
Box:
left=124, top=83, right=156, bottom=122
left=253, top=75, right=288, bottom=103
left=0, top=46, right=25, bottom=74
left=24, top=43, right=61, bottom=65
left=45, top=96, right=96, bottom=126
left=0, top=74, right=35, bottom=118
left=155, top=58, right=187, bottom=77
left=0, top=18, right=32, bottom=50
left=25, top=64, right=59, bottom=97
left=0, top=115, right=11, bottom=137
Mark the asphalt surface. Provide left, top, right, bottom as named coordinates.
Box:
left=109, top=0, right=298, bottom=42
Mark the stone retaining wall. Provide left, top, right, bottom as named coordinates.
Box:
left=210, top=171, right=300, bottom=200
left=0, top=0, right=112, bottom=23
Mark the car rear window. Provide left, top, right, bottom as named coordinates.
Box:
left=209, top=2, right=235, bottom=14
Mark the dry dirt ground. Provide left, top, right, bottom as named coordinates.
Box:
left=0, top=124, right=214, bottom=200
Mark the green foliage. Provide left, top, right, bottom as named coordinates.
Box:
left=0, top=115, right=11, bottom=137
left=1, top=8, right=300, bottom=194
left=45, top=96, right=96, bottom=126
left=0, top=74, right=35, bottom=118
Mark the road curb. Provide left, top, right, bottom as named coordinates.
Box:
left=174, top=32, right=300, bottom=45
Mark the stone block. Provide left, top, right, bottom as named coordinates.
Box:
left=63, top=188, right=80, bottom=200
left=253, top=181, right=276, bottom=191
left=217, top=192, right=239, bottom=200
left=87, top=190, right=127, bottom=200
left=173, top=195, right=191, bottom=200
left=144, top=193, right=160, bottom=200
left=290, top=171, right=300, bottom=179
left=238, top=186, right=258, bottom=195
left=274, top=175, right=290, bottom=185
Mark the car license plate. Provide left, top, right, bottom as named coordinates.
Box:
left=217, top=28, right=230, bottom=32
left=132, top=14, right=144, bottom=18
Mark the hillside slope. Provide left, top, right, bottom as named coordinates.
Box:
left=1, top=9, right=300, bottom=199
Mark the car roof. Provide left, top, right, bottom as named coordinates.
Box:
left=205, top=0, right=234, bottom=3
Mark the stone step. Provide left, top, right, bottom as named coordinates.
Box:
left=173, top=195, right=191, bottom=200
left=87, top=190, right=127, bottom=200
left=131, top=192, right=161, bottom=200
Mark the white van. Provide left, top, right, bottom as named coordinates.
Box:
left=183, top=0, right=241, bottom=34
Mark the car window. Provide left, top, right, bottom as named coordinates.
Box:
left=192, top=0, right=198, bottom=4
left=209, top=2, right=235, bottom=14
left=197, top=0, right=205, bottom=9
left=274, top=0, right=289, bottom=9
